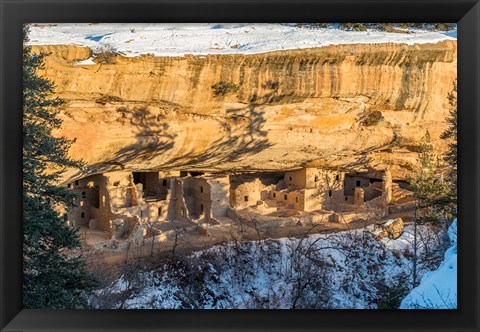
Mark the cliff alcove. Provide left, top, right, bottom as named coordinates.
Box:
left=32, top=40, right=457, bottom=182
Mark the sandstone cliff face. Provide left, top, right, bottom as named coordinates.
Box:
left=32, top=41, right=457, bottom=181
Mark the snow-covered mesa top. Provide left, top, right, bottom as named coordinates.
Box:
left=27, top=23, right=457, bottom=57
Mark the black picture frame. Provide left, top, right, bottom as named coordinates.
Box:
left=1, top=0, right=479, bottom=331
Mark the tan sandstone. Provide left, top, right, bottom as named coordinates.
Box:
left=31, top=41, right=457, bottom=182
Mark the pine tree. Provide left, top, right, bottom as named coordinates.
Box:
left=409, top=131, right=450, bottom=225
left=409, top=110, right=456, bottom=287
left=409, top=131, right=444, bottom=287
left=440, top=80, right=457, bottom=218
left=23, top=25, right=97, bottom=308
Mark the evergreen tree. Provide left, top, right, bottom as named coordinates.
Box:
left=23, top=25, right=97, bottom=308
left=409, top=131, right=450, bottom=225
left=409, top=96, right=457, bottom=286
left=409, top=131, right=444, bottom=287
left=440, top=80, right=457, bottom=218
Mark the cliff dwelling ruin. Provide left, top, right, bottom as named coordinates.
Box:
left=31, top=39, right=454, bottom=256
left=65, top=167, right=410, bottom=251
left=24, top=27, right=456, bottom=257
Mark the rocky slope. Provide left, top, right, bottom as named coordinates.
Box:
left=32, top=40, right=457, bottom=182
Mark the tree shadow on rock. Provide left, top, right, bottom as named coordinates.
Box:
left=178, top=100, right=274, bottom=169
left=86, top=105, right=176, bottom=173
left=79, top=92, right=275, bottom=175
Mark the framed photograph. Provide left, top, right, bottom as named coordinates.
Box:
left=1, top=0, right=479, bottom=331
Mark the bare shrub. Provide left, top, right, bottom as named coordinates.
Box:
left=95, top=94, right=123, bottom=105
left=358, top=110, right=383, bottom=127
left=211, top=81, right=240, bottom=97
left=93, top=45, right=117, bottom=64
left=339, top=23, right=367, bottom=31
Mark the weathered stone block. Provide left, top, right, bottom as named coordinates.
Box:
left=381, top=218, right=404, bottom=239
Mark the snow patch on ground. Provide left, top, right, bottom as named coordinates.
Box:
left=72, top=57, right=96, bottom=65
left=90, top=224, right=448, bottom=309
left=27, top=23, right=457, bottom=57
left=380, top=225, right=415, bottom=252
left=400, top=219, right=457, bottom=309
left=383, top=219, right=396, bottom=226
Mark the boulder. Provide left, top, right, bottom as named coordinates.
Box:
left=380, top=218, right=404, bottom=239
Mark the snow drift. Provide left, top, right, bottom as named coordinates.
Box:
left=27, top=23, right=456, bottom=57
left=400, top=219, right=457, bottom=309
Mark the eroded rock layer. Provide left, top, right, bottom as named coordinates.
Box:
left=32, top=41, right=457, bottom=181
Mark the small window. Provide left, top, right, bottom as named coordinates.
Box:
left=356, top=180, right=361, bottom=187
left=289, top=176, right=292, bottom=181
left=273, top=193, right=276, bottom=198
left=244, top=196, right=248, bottom=202
left=81, top=212, right=85, bottom=218
left=81, top=191, right=86, bottom=198
left=328, top=190, right=332, bottom=197
left=67, top=183, right=71, bottom=188
left=296, top=197, right=299, bottom=203
left=158, top=207, right=162, bottom=215
left=163, top=179, right=167, bottom=186
left=200, top=204, right=204, bottom=213
left=200, top=186, right=203, bottom=193
left=284, top=194, right=288, bottom=200
left=345, top=196, right=348, bottom=201
left=314, top=176, right=319, bottom=182
left=75, top=180, right=79, bottom=186
left=335, top=175, right=339, bottom=181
